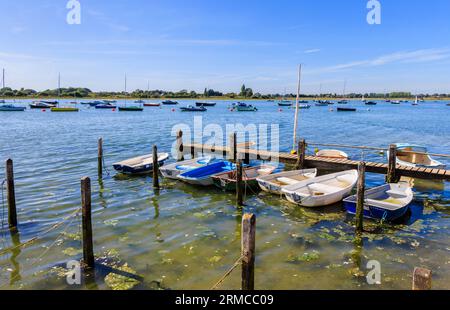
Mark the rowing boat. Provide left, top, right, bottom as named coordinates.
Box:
left=162, top=100, right=179, bottom=105
left=113, top=153, right=169, bottom=175
left=160, top=157, right=215, bottom=179
left=390, top=143, right=446, bottom=169
left=337, top=107, right=356, bottom=112
left=256, top=169, right=318, bottom=195
left=283, top=170, right=359, bottom=207
left=316, top=149, right=349, bottom=159
left=178, top=161, right=236, bottom=186
left=212, top=165, right=276, bottom=191
left=343, top=183, right=413, bottom=221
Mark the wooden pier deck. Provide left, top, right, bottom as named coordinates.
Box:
left=184, top=143, right=450, bottom=181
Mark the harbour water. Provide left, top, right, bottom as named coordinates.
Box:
left=0, top=99, right=449, bottom=289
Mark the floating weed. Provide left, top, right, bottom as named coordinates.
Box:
left=104, top=263, right=140, bottom=290
left=119, top=234, right=129, bottom=243
left=62, top=231, right=81, bottom=241
left=104, top=219, right=119, bottom=227
left=288, top=251, right=320, bottom=263
left=208, top=255, right=223, bottom=264
left=62, top=247, right=82, bottom=256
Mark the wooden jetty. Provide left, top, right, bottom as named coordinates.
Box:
left=181, top=141, right=450, bottom=181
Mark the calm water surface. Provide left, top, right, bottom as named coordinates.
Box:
left=0, top=99, right=449, bottom=290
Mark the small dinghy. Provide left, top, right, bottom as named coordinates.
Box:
left=113, top=153, right=169, bottom=175
left=316, top=149, right=349, bottom=159
left=160, top=157, right=215, bottom=180
left=337, top=107, right=356, bottom=112
left=212, top=165, right=276, bottom=191
left=235, top=102, right=258, bottom=112
left=144, top=103, right=161, bottom=107
left=180, top=105, right=207, bottom=112
left=118, top=106, right=143, bottom=111
left=178, top=161, right=236, bottom=186
left=343, top=183, right=413, bottom=221
left=391, top=143, right=446, bottom=169
left=365, top=101, right=377, bottom=105
left=298, top=104, right=311, bottom=109
left=162, top=100, right=179, bottom=105
left=278, top=101, right=292, bottom=107
left=256, top=169, right=318, bottom=195
left=95, top=103, right=117, bottom=109
left=0, top=104, right=26, bottom=111
left=196, top=102, right=216, bottom=107
left=30, top=101, right=54, bottom=109
left=282, top=170, right=358, bottom=207
left=51, top=107, right=79, bottom=112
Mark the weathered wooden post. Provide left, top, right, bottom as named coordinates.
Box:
left=295, top=139, right=306, bottom=170
left=176, top=130, right=184, bottom=162
left=152, top=145, right=160, bottom=189
left=241, top=213, right=256, bottom=290
left=386, top=144, right=398, bottom=183
left=97, top=138, right=103, bottom=177
left=236, top=160, right=244, bottom=207
left=355, top=162, right=366, bottom=233
left=5, top=159, right=17, bottom=230
left=412, top=267, right=432, bottom=290
left=229, top=132, right=237, bottom=162
left=81, top=177, right=95, bottom=269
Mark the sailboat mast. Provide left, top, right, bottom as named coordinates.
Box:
left=2, top=68, right=4, bottom=89
left=58, top=72, right=61, bottom=97
left=293, top=64, right=302, bottom=152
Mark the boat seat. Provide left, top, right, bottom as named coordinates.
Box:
left=277, top=177, right=299, bottom=185
left=336, top=175, right=354, bottom=184
left=308, top=183, right=341, bottom=194
left=385, top=190, right=407, bottom=199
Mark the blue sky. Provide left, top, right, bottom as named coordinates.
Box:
left=1, top=0, right=450, bottom=94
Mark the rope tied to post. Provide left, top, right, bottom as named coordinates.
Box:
left=210, top=255, right=244, bottom=290
left=0, top=207, right=81, bottom=257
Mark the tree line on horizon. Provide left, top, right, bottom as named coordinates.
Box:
left=0, top=85, right=448, bottom=99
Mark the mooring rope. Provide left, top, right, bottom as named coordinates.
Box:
left=211, top=255, right=243, bottom=290
left=0, top=207, right=81, bottom=257
left=102, top=155, right=111, bottom=177
left=0, top=210, right=80, bottom=289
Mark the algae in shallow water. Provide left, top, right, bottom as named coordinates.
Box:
left=62, top=247, right=82, bottom=256
left=104, top=263, right=140, bottom=290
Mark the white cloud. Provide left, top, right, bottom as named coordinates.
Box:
left=307, top=48, right=450, bottom=74
left=304, top=49, right=321, bottom=54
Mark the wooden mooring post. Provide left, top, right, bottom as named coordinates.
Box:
left=81, top=177, right=95, bottom=269
left=355, top=162, right=366, bottom=233
left=153, top=145, right=160, bottom=189
left=412, top=267, right=432, bottom=290
left=386, top=144, right=399, bottom=183
left=295, top=139, right=306, bottom=170
left=5, top=159, right=18, bottom=230
left=241, top=213, right=256, bottom=290
left=97, top=138, right=103, bottom=177
left=236, top=161, right=244, bottom=206
left=229, top=132, right=237, bottom=162
left=176, top=130, right=184, bottom=162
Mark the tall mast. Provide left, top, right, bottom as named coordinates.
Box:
left=293, top=64, right=302, bottom=152
left=58, top=72, right=61, bottom=97
left=2, top=68, right=4, bottom=89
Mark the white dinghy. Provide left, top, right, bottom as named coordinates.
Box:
left=282, top=170, right=358, bottom=207
left=256, top=169, right=318, bottom=195
left=160, top=157, right=215, bottom=180
left=316, top=149, right=349, bottom=159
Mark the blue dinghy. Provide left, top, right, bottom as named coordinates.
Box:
left=178, top=161, right=236, bottom=186
left=343, top=183, right=413, bottom=221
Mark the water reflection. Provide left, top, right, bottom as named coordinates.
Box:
left=9, top=231, right=22, bottom=286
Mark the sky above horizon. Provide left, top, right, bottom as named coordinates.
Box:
left=1, top=0, right=450, bottom=94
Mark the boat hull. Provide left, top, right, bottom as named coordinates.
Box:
left=50, top=107, right=79, bottom=112
left=257, top=169, right=318, bottom=195
left=113, top=153, right=169, bottom=175
left=344, top=201, right=409, bottom=221
left=178, top=161, right=236, bottom=186
left=160, top=157, right=213, bottom=180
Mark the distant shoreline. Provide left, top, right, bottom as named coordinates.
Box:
left=1, top=97, right=449, bottom=101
